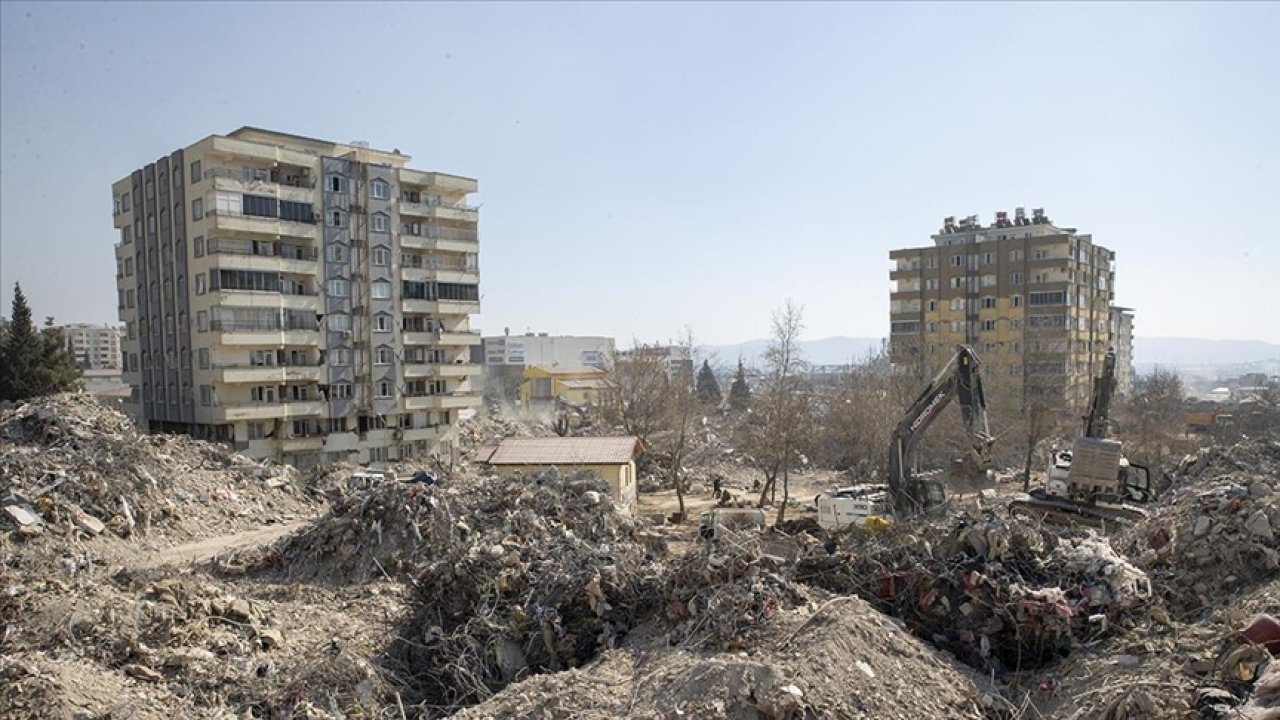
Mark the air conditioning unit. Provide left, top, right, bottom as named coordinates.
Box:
left=341, top=330, right=353, bottom=340
left=312, top=211, right=322, bottom=222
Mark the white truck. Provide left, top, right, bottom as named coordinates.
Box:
left=815, top=485, right=892, bottom=531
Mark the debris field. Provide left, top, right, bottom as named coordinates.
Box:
left=2, top=393, right=1278, bottom=719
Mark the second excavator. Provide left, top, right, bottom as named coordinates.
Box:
left=1009, top=350, right=1155, bottom=528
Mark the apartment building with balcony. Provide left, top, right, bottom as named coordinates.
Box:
left=888, top=208, right=1122, bottom=410
left=111, top=127, right=482, bottom=467
left=62, top=323, right=123, bottom=369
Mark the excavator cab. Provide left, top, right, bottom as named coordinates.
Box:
left=1121, top=461, right=1153, bottom=503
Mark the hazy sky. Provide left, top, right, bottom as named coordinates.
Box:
left=2, top=2, right=1277, bottom=345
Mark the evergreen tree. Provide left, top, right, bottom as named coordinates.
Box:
left=0, top=283, right=79, bottom=402
left=39, top=317, right=81, bottom=394
left=728, top=357, right=751, bottom=410
left=695, top=359, right=722, bottom=406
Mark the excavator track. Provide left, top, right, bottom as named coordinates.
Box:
left=1008, top=494, right=1147, bottom=532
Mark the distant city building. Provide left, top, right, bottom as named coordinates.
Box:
left=80, top=368, right=131, bottom=403
left=62, top=323, right=124, bottom=370
left=1110, top=307, right=1135, bottom=397
left=889, top=207, right=1123, bottom=411
left=483, top=333, right=614, bottom=368
left=616, top=344, right=694, bottom=379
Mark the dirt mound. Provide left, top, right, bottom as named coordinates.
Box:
left=795, top=511, right=1151, bottom=673
left=0, top=393, right=322, bottom=547
left=455, top=593, right=984, bottom=720
left=1118, top=438, right=1280, bottom=614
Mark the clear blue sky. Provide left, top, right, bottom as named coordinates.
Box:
left=2, top=2, right=1277, bottom=345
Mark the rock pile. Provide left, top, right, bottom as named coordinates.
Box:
left=0, top=393, right=318, bottom=546
left=454, top=592, right=985, bottom=720
left=795, top=511, right=1152, bottom=672
left=1119, top=438, right=1280, bottom=613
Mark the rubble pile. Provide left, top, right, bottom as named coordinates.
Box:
left=453, top=592, right=985, bottom=720
left=269, top=467, right=666, bottom=713
left=0, top=393, right=319, bottom=545
left=795, top=511, right=1152, bottom=672
left=1120, top=438, right=1280, bottom=613
left=661, top=531, right=818, bottom=651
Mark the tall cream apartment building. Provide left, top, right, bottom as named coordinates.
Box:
left=888, top=208, right=1120, bottom=410
left=62, top=323, right=123, bottom=369
left=111, top=127, right=482, bottom=467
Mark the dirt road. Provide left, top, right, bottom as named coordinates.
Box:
left=132, top=521, right=306, bottom=570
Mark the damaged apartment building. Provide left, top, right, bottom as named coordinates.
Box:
left=111, top=127, right=482, bottom=467
left=888, top=207, right=1134, bottom=410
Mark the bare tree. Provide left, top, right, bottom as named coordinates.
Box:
left=604, top=339, right=670, bottom=448
left=1119, top=366, right=1187, bottom=469
left=816, top=344, right=897, bottom=476
left=742, top=301, right=813, bottom=523
left=664, top=329, right=699, bottom=518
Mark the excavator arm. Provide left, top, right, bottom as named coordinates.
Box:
left=887, top=344, right=994, bottom=517
left=1082, top=351, right=1117, bottom=439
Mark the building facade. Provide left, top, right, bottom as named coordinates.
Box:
left=888, top=208, right=1118, bottom=410
left=482, top=333, right=615, bottom=369
left=111, top=127, right=482, bottom=467
left=63, top=323, right=123, bottom=369
left=1110, top=306, right=1135, bottom=397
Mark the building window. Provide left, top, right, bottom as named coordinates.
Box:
left=370, top=179, right=390, bottom=199
left=190, top=160, right=202, bottom=185
left=376, top=347, right=393, bottom=365
left=980, top=274, right=996, bottom=287
left=1011, top=295, right=1023, bottom=308
left=328, top=210, right=343, bottom=228
left=982, top=252, right=993, bottom=265
left=1010, top=272, right=1023, bottom=286
left=194, top=236, right=204, bottom=257
left=327, top=174, right=348, bottom=193
left=371, top=280, right=391, bottom=299
left=925, top=278, right=939, bottom=290
left=371, top=213, right=389, bottom=232
left=196, top=311, right=208, bottom=332
left=926, top=300, right=937, bottom=312
left=327, top=279, right=350, bottom=297
left=326, top=245, right=346, bottom=263
left=981, top=297, right=996, bottom=309
left=951, top=255, right=964, bottom=267
left=198, top=348, right=209, bottom=369
left=374, top=315, right=391, bottom=332
left=192, top=198, right=203, bottom=220
left=251, top=386, right=275, bottom=403
left=331, top=384, right=352, bottom=399
left=200, top=385, right=213, bottom=406
left=328, top=314, right=352, bottom=331
left=329, top=349, right=350, bottom=367
left=372, top=247, right=390, bottom=265
left=377, top=381, right=393, bottom=398
left=126, top=289, right=135, bottom=308
left=982, top=320, right=997, bottom=331
left=195, top=274, right=206, bottom=295
left=1009, top=249, right=1024, bottom=262
left=215, top=192, right=241, bottom=215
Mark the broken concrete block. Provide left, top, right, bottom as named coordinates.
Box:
left=3, top=503, right=43, bottom=528
left=257, top=627, right=284, bottom=650
left=1193, top=515, right=1211, bottom=537
left=68, top=504, right=105, bottom=535
left=123, top=663, right=163, bottom=683
left=1245, top=510, right=1273, bottom=540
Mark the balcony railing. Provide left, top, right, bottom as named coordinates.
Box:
left=207, top=237, right=318, bottom=261
left=205, top=166, right=316, bottom=189
left=400, top=226, right=479, bottom=243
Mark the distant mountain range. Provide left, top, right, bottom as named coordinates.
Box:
left=704, top=336, right=1280, bottom=371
